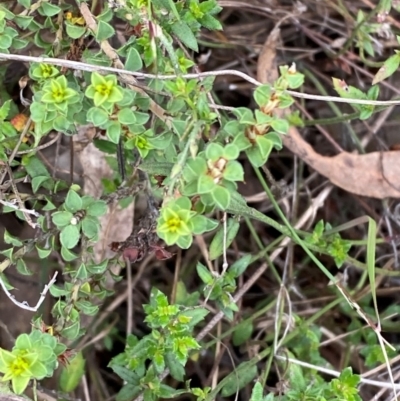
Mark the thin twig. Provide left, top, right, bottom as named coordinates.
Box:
left=16, top=132, right=61, bottom=155
left=1, top=52, right=400, bottom=107
left=4, top=162, right=38, bottom=228
left=125, top=257, right=133, bottom=337
left=0, top=198, right=40, bottom=217
left=0, top=271, right=58, bottom=312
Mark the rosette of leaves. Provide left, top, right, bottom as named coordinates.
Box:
left=305, top=220, right=352, bottom=268
left=85, top=72, right=123, bottom=109
left=85, top=72, right=153, bottom=144
left=51, top=189, right=108, bottom=256
left=109, top=289, right=209, bottom=401
left=0, top=331, right=61, bottom=394
left=157, top=196, right=217, bottom=249
left=30, top=63, right=59, bottom=81
left=125, top=128, right=173, bottom=159
left=182, top=143, right=244, bottom=210
left=29, top=74, right=82, bottom=136
left=196, top=255, right=251, bottom=320
left=227, top=108, right=286, bottom=168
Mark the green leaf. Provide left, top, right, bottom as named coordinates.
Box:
left=221, top=363, right=258, bottom=396
left=176, top=234, right=192, bottom=249
left=60, top=225, right=80, bottom=249
left=29, top=360, right=47, bottom=379
left=196, top=262, right=213, bottom=285
left=223, top=161, right=244, bottom=182
left=52, top=211, right=73, bottom=228
left=372, top=52, right=400, bottom=85
left=212, top=185, right=230, bottom=210
left=286, top=362, right=306, bottom=391
left=257, top=136, right=274, bottom=159
left=49, top=285, right=70, bottom=298
left=118, top=108, right=137, bottom=125
left=246, top=142, right=269, bottom=167
left=367, top=85, right=379, bottom=100
left=22, top=155, right=50, bottom=178
left=65, top=189, right=82, bottom=213
left=116, top=384, right=141, bottom=401
left=12, top=375, right=30, bottom=395
left=12, top=37, right=29, bottom=50
left=86, top=200, right=107, bottom=217
left=0, top=35, right=12, bottom=50
left=88, top=107, right=109, bottom=127
left=209, top=218, right=239, bottom=260
left=359, top=105, right=374, bottom=120
left=0, top=100, right=11, bottom=120
left=125, top=47, right=143, bottom=72
left=156, top=0, right=180, bottom=19
left=39, top=2, right=61, bottom=16
left=94, top=139, right=117, bottom=154
left=109, top=365, right=140, bottom=384
left=191, top=215, right=217, bottom=235
left=4, top=230, right=23, bottom=246
left=106, top=121, right=121, bottom=144
left=36, top=245, right=52, bottom=259
left=18, top=0, right=31, bottom=9
left=205, top=143, right=223, bottom=161
left=270, top=118, right=289, bottom=134
left=199, top=14, right=222, bottom=30
left=183, top=157, right=207, bottom=181
left=61, top=246, right=78, bottom=261
left=35, top=344, right=54, bottom=362
left=165, top=352, right=185, bottom=381
left=53, top=115, right=70, bottom=133
left=139, top=160, right=173, bottom=176
left=229, top=254, right=252, bottom=277
left=96, top=20, right=115, bottom=41
left=197, top=174, right=215, bottom=194
left=15, top=333, right=32, bottom=349
left=74, top=263, right=89, bottom=280
left=223, top=143, right=239, bottom=160
left=82, top=216, right=99, bottom=239
left=59, top=352, right=85, bottom=392
left=32, top=176, right=51, bottom=193
left=253, top=84, right=271, bottom=107
left=233, top=107, right=255, bottom=125
left=250, top=382, right=263, bottom=401
left=61, top=320, right=80, bottom=340
left=171, top=21, right=199, bottom=52
left=16, top=258, right=32, bottom=275
left=233, top=321, right=253, bottom=346
left=180, top=307, right=209, bottom=327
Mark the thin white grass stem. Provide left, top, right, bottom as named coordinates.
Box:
left=1, top=53, right=400, bottom=107
left=0, top=271, right=58, bottom=312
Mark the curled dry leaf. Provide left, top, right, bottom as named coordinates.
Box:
left=257, top=28, right=400, bottom=199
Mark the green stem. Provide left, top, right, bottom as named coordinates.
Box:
left=166, top=118, right=198, bottom=197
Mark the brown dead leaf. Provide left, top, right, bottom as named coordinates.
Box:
left=257, top=29, right=400, bottom=199
left=73, top=126, right=134, bottom=262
